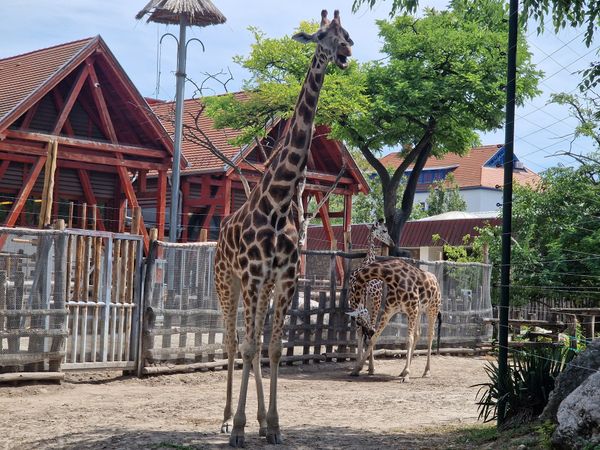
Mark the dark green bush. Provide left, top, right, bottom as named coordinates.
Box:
left=473, top=346, right=577, bottom=425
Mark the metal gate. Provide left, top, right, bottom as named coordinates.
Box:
left=61, top=230, right=144, bottom=371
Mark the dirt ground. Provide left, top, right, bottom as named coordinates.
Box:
left=0, top=355, right=490, bottom=450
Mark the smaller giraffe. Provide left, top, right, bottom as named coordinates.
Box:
left=348, top=258, right=442, bottom=380
left=347, top=219, right=393, bottom=374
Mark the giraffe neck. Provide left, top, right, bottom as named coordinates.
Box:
left=253, top=49, right=328, bottom=215
left=364, top=233, right=377, bottom=264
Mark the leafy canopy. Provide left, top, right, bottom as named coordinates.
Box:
left=203, top=22, right=370, bottom=146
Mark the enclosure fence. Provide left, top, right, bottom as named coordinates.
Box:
left=0, top=226, right=143, bottom=376
left=141, top=242, right=493, bottom=374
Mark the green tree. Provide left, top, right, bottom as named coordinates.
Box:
left=425, top=173, right=467, bottom=216
left=353, top=0, right=599, bottom=88
left=475, top=158, right=600, bottom=304
left=204, top=1, right=541, bottom=255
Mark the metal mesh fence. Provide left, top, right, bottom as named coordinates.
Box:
left=0, top=228, right=68, bottom=373
left=378, top=259, right=493, bottom=348
left=142, top=241, right=225, bottom=367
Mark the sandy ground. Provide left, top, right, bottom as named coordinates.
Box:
left=0, top=355, right=489, bottom=450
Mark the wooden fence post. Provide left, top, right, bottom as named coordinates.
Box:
left=50, top=220, right=68, bottom=371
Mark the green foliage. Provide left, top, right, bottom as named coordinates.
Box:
left=535, top=420, right=557, bottom=449
left=474, top=346, right=577, bottom=425
left=473, top=151, right=600, bottom=304
left=425, top=173, right=467, bottom=216
left=203, top=21, right=370, bottom=146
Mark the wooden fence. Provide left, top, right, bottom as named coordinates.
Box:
left=141, top=241, right=494, bottom=375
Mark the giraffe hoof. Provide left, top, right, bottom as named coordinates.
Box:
left=349, top=371, right=360, bottom=377
left=229, top=430, right=245, bottom=448
left=221, top=421, right=232, bottom=434
left=259, top=427, right=268, bottom=437
left=266, top=428, right=283, bottom=444
left=422, top=371, right=431, bottom=378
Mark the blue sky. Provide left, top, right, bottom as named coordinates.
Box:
left=0, top=0, right=597, bottom=173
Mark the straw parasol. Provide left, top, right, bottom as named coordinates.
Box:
left=135, top=0, right=226, bottom=27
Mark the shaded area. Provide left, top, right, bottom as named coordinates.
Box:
left=21, top=426, right=468, bottom=450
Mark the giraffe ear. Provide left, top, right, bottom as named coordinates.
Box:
left=346, top=310, right=359, bottom=318
left=292, top=31, right=317, bottom=44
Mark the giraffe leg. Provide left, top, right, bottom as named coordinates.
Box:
left=219, top=276, right=240, bottom=435
left=368, top=287, right=382, bottom=375
left=422, top=307, right=439, bottom=378
left=229, top=281, right=269, bottom=448
left=357, top=327, right=364, bottom=365
left=265, top=281, right=294, bottom=444
left=399, top=307, right=418, bottom=382
left=253, top=338, right=268, bottom=436
left=350, top=307, right=396, bottom=377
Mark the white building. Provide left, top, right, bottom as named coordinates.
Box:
left=380, top=144, right=540, bottom=213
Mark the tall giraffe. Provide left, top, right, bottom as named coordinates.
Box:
left=214, top=10, right=353, bottom=447
left=347, top=259, right=442, bottom=380
left=347, top=219, right=393, bottom=374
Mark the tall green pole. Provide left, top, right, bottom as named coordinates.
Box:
left=498, top=0, right=519, bottom=426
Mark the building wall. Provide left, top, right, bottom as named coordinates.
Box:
left=414, top=187, right=502, bottom=213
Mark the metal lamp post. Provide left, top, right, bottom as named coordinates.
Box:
left=136, top=0, right=226, bottom=242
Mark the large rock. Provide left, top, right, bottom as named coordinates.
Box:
left=540, top=339, right=600, bottom=422
left=552, top=370, right=600, bottom=449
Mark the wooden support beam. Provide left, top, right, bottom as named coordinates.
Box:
left=51, top=90, right=75, bottom=136
left=20, top=102, right=39, bottom=130
left=77, top=169, right=106, bottom=231
left=181, top=180, right=190, bottom=242
left=87, top=63, right=117, bottom=143
left=223, top=178, right=232, bottom=217
left=0, top=140, right=167, bottom=171
left=117, top=166, right=149, bottom=253
left=53, top=65, right=89, bottom=135
left=1, top=157, right=46, bottom=227
left=6, top=130, right=167, bottom=159
left=157, top=170, right=167, bottom=240
left=138, top=171, right=147, bottom=193
left=314, top=192, right=344, bottom=280
left=39, top=140, right=58, bottom=227
left=203, top=203, right=217, bottom=232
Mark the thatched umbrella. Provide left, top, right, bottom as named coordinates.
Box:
left=135, top=0, right=226, bottom=27
left=136, top=1, right=226, bottom=242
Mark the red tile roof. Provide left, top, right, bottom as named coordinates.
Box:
left=306, top=217, right=500, bottom=251
left=150, top=95, right=370, bottom=193
left=0, top=36, right=173, bottom=155
left=379, top=145, right=539, bottom=190
left=0, top=37, right=94, bottom=130
left=151, top=95, right=247, bottom=173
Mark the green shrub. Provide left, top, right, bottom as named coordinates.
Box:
left=473, top=346, right=576, bottom=425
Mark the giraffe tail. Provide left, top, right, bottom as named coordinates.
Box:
left=436, top=311, right=442, bottom=355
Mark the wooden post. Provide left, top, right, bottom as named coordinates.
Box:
left=65, top=202, right=74, bottom=302
left=50, top=219, right=67, bottom=371
left=38, top=140, right=58, bottom=228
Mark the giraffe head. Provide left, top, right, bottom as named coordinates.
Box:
left=292, top=9, right=353, bottom=69
left=346, top=306, right=375, bottom=340
left=371, top=219, right=394, bottom=247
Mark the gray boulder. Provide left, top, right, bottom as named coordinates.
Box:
left=540, top=339, right=600, bottom=422
left=552, top=370, right=600, bottom=449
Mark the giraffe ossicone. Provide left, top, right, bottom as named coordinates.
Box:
left=214, top=9, right=353, bottom=448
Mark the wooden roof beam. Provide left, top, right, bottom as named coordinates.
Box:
left=117, top=165, right=149, bottom=253
left=87, top=61, right=117, bottom=143
left=5, top=130, right=167, bottom=159
left=0, top=140, right=168, bottom=171
left=53, top=65, right=89, bottom=135
left=1, top=157, right=46, bottom=227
